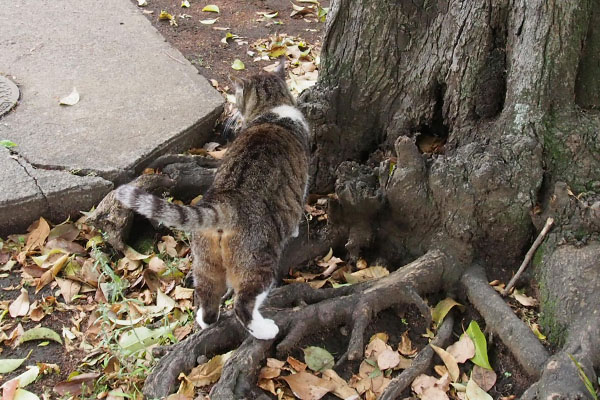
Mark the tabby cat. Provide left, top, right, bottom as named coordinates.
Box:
left=115, top=63, right=309, bottom=340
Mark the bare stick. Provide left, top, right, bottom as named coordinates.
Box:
left=502, top=217, right=554, bottom=296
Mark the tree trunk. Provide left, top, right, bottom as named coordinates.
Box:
left=297, top=0, right=600, bottom=397
left=136, top=1, right=600, bottom=397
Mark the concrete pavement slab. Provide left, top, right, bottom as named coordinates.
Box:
left=0, top=0, right=224, bottom=235
left=1, top=148, right=113, bottom=236
left=0, top=0, right=223, bottom=182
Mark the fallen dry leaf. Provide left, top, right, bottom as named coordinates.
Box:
left=186, top=351, right=232, bottom=387
left=287, top=356, right=307, bottom=372
left=513, top=290, right=538, bottom=307
left=55, top=277, right=81, bottom=304
left=321, top=369, right=360, bottom=400
left=365, top=338, right=388, bottom=359
left=53, top=372, right=100, bottom=396
left=9, top=288, right=30, bottom=318
left=446, top=334, right=475, bottom=364
left=471, top=365, right=497, bottom=391
left=259, top=366, right=281, bottom=379
left=377, top=348, right=400, bottom=370
left=398, top=331, right=417, bottom=357
left=281, top=371, right=336, bottom=400
left=430, top=344, right=459, bottom=382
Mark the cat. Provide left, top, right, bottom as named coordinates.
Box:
left=115, top=62, right=310, bottom=340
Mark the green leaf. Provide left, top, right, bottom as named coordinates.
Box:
left=202, top=4, right=219, bottom=13
left=0, top=350, right=31, bottom=373
left=465, top=321, right=492, bottom=370
left=14, top=389, right=40, bottom=400
left=0, top=140, right=17, bottom=148
left=431, top=298, right=463, bottom=327
left=20, top=327, right=63, bottom=345
left=231, top=59, right=245, bottom=71
left=181, top=0, right=190, bottom=7
left=200, top=18, right=219, bottom=24
left=37, top=341, right=50, bottom=347
left=117, top=323, right=177, bottom=356
left=303, top=346, right=334, bottom=372
left=569, top=354, right=599, bottom=400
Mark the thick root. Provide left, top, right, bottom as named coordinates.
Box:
left=143, top=250, right=449, bottom=398
left=379, top=313, right=455, bottom=400
left=461, top=265, right=550, bottom=377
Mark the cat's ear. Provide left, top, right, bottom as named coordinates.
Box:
left=275, top=58, right=286, bottom=80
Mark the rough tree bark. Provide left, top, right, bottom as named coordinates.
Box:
left=296, top=0, right=600, bottom=397
left=99, top=0, right=600, bottom=398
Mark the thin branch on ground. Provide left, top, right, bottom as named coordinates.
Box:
left=503, top=217, right=554, bottom=296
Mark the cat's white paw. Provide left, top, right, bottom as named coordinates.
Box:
left=196, top=308, right=211, bottom=329
left=248, top=318, right=279, bottom=340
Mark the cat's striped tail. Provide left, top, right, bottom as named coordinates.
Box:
left=115, top=184, right=220, bottom=232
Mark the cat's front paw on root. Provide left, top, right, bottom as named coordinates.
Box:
left=248, top=318, right=279, bottom=340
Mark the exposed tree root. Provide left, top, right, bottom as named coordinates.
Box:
left=143, top=250, right=450, bottom=398
left=87, top=174, right=175, bottom=252
left=461, top=265, right=550, bottom=378
left=379, top=313, right=455, bottom=400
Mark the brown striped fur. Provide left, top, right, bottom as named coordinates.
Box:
left=115, top=65, right=309, bottom=339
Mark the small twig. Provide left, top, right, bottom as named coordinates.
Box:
left=502, top=217, right=554, bottom=296
left=164, top=51, right=186, bottom=65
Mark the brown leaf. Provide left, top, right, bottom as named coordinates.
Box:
left=143, top=269, right=161, bottom=292
left=421, top=387, right=450, bottom=400
left=36, top=253, right=69, bottom=293
left=24, top=217, right=51, bottom=252
left=411, top=374, right=438, bottom=395
left=207, top=148, right=227, bottom=160
left=430, top=344, right=460, bottom=382
left=365, top=337, right=388, bottom=359
left=369, top=332, right=389, bottom=344
left=471, top=365, right=497, bottom=391
left=512, top=290, right=538, bottom=307
left=395, top=355, right=413, bottom=370
left=258, top=378, right=277, bottom=395
left=377, top=349, right=400, bottom=370
left=186, top=352, right=232, bottom=387
left=29, top=301, right=46, bottom=322
left=174, top=325, right=193, bottom=341
left=321, top=369, right=360, bottom=400
left=9, top=288, right=30, bottom=318
left=55, top=277, right=81, bottom=303
left=398, top=331, right=417, bottom=356
left=173, top=286, right=194, bottom=300
left=259, top=366, right=281, bottom=379
left=344, top=266, right=389, bottom=284
left=53, top=372, right=100, bottom=396
left=267, top=358, right=286, bottom=369
left=45, top=238, right=85, bottom=254
left=287, top=356, right=307, bottom=372
left=281, top=371, right=336, bottom=400
left=446, top=334, right=475, bottom=364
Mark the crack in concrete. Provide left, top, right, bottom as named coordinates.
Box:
left=11, top=153, right=51, bottom=212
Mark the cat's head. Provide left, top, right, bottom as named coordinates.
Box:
left=231, top=61, right=295, bottom=125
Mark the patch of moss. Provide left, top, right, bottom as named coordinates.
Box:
left=537, top=276, right=568, bottom=347
left=532, top=243, right=545, bottom=269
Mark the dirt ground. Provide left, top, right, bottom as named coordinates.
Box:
left=135, top=0, right=327, bottom=87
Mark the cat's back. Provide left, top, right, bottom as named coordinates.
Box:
left=213, top=108, right=309, bottom=195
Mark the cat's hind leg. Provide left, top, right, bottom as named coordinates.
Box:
left=192, top=234, right=227, bottom=329
left=233, top=268, right=279, bottom=340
